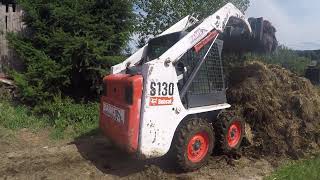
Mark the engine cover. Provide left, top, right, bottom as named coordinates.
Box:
left=99, top=74, right=143, bottom=153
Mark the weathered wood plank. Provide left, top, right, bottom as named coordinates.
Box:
left=0, top=3, right=24, bottom=73
left=8, top=5, right=13, bottom=32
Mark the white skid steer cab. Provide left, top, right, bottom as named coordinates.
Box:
left=100, top=3, right=275, bottom=171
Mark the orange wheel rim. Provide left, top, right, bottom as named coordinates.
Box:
left=187, top=132, right=209, bottom=163
left=227, top=121, right=242, bottom=148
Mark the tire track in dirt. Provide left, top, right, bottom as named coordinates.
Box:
left=0, top=145, right=103, bottom=179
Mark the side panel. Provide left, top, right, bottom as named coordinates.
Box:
left=138, top=62, right=187, bottom=158
left=100, top=74, right=143, bottom=153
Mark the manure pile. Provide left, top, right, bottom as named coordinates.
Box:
left=227, top=62, right=320, bottom=158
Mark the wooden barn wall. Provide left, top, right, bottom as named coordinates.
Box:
left=0, top=3, right=24, bottom=74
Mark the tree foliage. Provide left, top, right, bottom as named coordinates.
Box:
left=8, top=0, right=134, bottom=104
left=135, top=0, right=250, bottom=42
left=296, top=50, right=320, bottom=61
left=246, top=46, right=312, bottom=75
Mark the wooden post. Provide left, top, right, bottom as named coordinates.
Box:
left=0, top=4, right=8, bottom=72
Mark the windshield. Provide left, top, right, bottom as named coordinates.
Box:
left=148, top=43, right=173, bottom=60
left=146, top=31, right=187, bottom=61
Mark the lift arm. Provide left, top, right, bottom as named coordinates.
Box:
left=158, top=3, right=251, bottom=64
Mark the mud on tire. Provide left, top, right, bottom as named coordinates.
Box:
left=215, top=111, right=245, bottom=153
left=170, top=118, right=215, bottom=172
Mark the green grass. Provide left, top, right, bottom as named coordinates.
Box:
left=266, top=155, right=320, bottom=180
left=0, top=98, right=99, bottom=139
left=0, top=101, right=48, bottom=130
left=0, top=126, right=15, bottom=140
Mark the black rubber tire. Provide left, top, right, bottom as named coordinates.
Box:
left=170, top=118, right=215, bottom=172
left=215, top=111, right=245, bottom=153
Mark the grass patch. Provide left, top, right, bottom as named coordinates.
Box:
left=266, top=155, right=320, bottom=180
left=0, top=101, right=48, bottom=130
left=0, top=126, right=15, bottom=140
left=34, top=97, right=99, bottom=139
left=0, top=98, right=99, bottom=139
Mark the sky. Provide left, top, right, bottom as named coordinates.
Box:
left=247, top=0, right=320, bottom=50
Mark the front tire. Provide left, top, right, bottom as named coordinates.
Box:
left=171, top=118, right=215, bottom=172
left=215, top=111, right=245, bottom=153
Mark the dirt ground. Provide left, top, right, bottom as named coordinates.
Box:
left=0, top=128, right=276, bottom=180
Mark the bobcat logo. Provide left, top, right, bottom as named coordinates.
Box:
left=190, top=28, right=208, bottom=43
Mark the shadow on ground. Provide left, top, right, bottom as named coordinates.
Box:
left=72, top=129, right=176, bottom=177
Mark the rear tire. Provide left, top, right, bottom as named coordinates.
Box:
left=215, top=111, right=245, bottom=153
left=171, top=118, right=215, bottom=172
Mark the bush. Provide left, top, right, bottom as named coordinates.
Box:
left=245, top=46, right=311, bottom=75
left=8, top=0, right=134, bottom=105
left=33, top=97, right=99, bottom=139
left=0, top=96, right=99, bottom=139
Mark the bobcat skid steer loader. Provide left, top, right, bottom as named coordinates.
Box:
left=100, top=3, right=265, bottom=171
